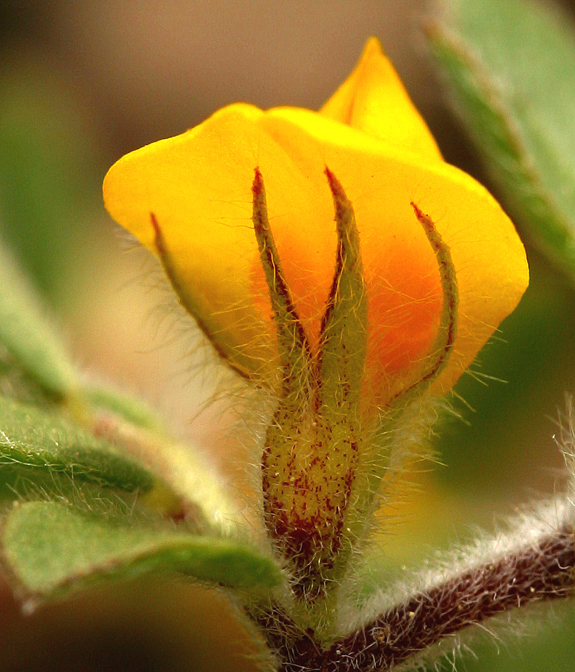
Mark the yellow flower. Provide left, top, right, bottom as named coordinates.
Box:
left=103, top=38, right=528, bottom=412
left=104, top=37, right=528, bottom=597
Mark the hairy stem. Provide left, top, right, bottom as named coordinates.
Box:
left=254, top=501, right=575, bottom=671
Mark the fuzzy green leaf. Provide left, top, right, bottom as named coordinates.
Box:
left=0, top=240, right=77, bottom=399
left=430, top=0, right=575, bottom=279
left=1, top=501, right=283, bottom=598
left=80, top=382, right=165, bottom=433
left=0, top=395, right=154, bottom=495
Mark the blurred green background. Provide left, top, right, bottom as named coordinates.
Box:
left=1, top=1, right=575, bottom=670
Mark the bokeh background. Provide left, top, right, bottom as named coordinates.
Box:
left=2, top=1, right=575, bottom=670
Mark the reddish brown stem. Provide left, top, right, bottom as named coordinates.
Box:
left=254, top=525, right=575, bottom=671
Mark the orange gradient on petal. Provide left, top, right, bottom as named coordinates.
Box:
left=249, top=201, right=443, bottom=408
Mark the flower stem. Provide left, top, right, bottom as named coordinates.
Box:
left=253, top=500, right=575, bottom=671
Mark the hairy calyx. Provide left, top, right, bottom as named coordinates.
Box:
left=252, top=167, right=458, bottom=600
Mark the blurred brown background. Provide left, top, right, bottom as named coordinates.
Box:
left=2, top=1, right=575, bottom=671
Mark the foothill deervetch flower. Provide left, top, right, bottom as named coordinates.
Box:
left=103, top=37, right=528, bottom=605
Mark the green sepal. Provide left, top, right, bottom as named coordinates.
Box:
left=387, top=203, right=458, bottom=406
left=0, top=394, right=154, bottom=496
left=317, top=167, right=367, bottom=421
left=1, top=500, right=284, bottom=600
left=251, top=167, right=314, bottom=399
left=257, top=168, right=371, bottom=603
left=429, top=0, right=575, bottom=280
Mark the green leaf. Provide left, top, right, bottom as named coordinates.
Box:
left=0, top=395, right=154, bottom=495
left=80, top=381, right=165, bottom=433
left=0, top=57, right=104, bottom=306
left=1, top=501, right=283, bottom=599
left=429, top=0, right=575, bottom=279
left=0, top=239, right=77, bottom=399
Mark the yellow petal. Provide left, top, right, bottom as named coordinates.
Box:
left=320, top=37, right=443, bottom=162
left=258, top=107, right=528, bottom=404
left=103, top=104, right=336, bottom=380
left=105, top=100, right=528, bottom=406
left=104, top=40, right=528, bottom=408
